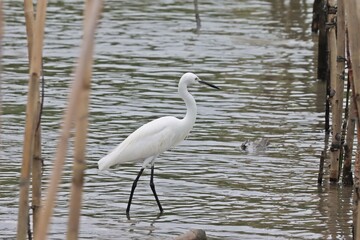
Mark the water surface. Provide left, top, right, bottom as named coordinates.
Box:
left=1, top=0, right=353, bottom=239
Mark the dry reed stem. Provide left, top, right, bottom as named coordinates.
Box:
left=32, top=126, right=42, bottom=235
left=24, top=0, right=35, bottom=62
left=34, top=1, right=102, bottom=239
left=23, top=0, right=43, bottom=235
left=17, top=0, right=47, bottom=239
left=66, top=1, right=102, bottom=239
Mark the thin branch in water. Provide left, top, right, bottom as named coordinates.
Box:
left=194, top=0, right=201, bottom=31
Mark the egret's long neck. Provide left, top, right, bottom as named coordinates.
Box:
left=179, top=81, right=197, bottom=126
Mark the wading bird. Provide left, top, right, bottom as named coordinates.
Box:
left=98, top=72, right=220, bottom=216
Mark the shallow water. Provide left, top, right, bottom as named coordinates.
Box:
left=1, top=0, right=353, bottom=239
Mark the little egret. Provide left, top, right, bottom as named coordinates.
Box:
left=98, top=72, right=220, bottom=216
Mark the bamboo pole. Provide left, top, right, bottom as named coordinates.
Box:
left=328, top=0, right=340, bottom=183
left=337, top=8, right=356, bottom=186
left=311, top=0, right=322, bottom=33
left=34, top=1, right=102, bottom=239
left=317, top=0, right=327, bottom=82
left=345, top=27, right=360, bottom=238
left=336, top=0, right=346, bottom=182
left=344, top=0, right=360, bottom=237
left=66, top=1, right=101, bottom=239
left=346, top=1, right=360, bottom=121
left=16, top=0, right=47, bottom=239
left=343, top=27, right=354, bottom=186
left=343, top=99, right=355, bottom=185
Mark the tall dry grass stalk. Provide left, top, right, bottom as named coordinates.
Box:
left=34, top=1, right=103, bottom=239
left=23, top=0, right=44, bottom=235
left=17, top=0, right=47, bottom=239
left=24, top=0, right=35, bottom=62
left=66, top=1, right=102, bottom=239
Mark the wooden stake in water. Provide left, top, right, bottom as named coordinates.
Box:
left=16, top=0, right=47, bottom=239
left=342, top=28, right=355, bottom=186
left=335, top=0, right=352, bottom=186
left=328, top=0, right=340, bottom=183
left=193, top=0, right=201, bottom=31
left=317, top=0, right=328, bottom=82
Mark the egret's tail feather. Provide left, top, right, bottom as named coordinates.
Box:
left=98, top=154, right=117, bottom=171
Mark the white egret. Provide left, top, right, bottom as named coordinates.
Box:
left=98, top=72, right=220, bottom=216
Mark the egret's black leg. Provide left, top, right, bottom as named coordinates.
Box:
left=126, top=168, right=144, bottom=216
left=150, top=165, right=163, bottom=213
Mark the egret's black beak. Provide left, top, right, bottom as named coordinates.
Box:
left=199, top=80, right=221, bottom=90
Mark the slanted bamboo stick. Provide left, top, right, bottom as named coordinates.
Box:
left=66, top=1, right=102, bottom=239
left=342, top=27, right=354, bottom=186
left=34, top=1, right=103, bottom=239
left=16, top=0, right=47, bottom=239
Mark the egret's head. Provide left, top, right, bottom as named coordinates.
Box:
left=180, top=72, right=220, bottom=89
left=180, top=72, right=200, bottom=86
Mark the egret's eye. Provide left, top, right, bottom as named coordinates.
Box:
left=195, top=77, right=199, bottom=81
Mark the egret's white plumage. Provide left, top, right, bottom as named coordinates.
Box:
left=97, top=72, right=219, bottom=215
left=98, top=116, right=190, bottom=170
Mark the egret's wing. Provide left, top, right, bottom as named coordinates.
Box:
left=122, top=116, right=180, bottom=158
left=98, top=116, right=183, bottom=170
